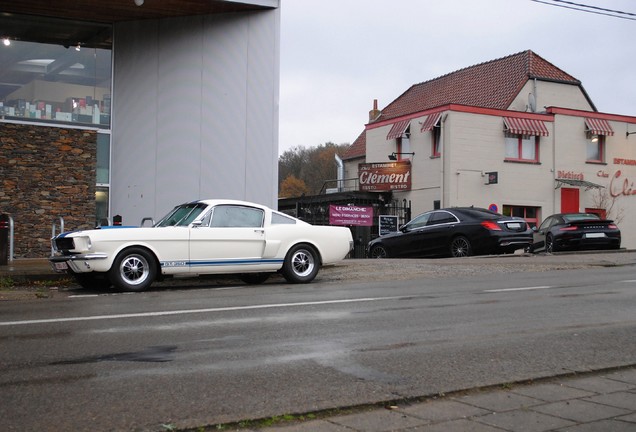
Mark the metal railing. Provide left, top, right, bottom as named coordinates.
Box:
left=1, top=214, right=15, bottom=263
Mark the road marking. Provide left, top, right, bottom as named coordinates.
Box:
left=0, top=296, right=405, bottom=327
left=483, top=286, right=553, bottom=293
left=619, top=280, right=636, bottom=283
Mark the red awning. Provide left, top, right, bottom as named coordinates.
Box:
left=386, top=119, right=410, bottom=140
left=503, top=117, right=549, bottom=136
left=585, top=118, right=614, bottom=136
left=420, top=112, right=442, bottom=132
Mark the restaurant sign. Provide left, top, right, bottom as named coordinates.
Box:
left=329, top=205, right=373, bottom=226
left=358, top=161, right=412, bottom=191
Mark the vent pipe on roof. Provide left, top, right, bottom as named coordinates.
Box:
left=335, top=154, right=344, bottom=192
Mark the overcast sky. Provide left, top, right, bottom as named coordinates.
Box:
left=278, top=0, right=636, bottom=154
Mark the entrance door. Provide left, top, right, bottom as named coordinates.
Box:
left=560, top=188, right=580, bottom=213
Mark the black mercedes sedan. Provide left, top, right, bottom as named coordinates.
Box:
left=531, top=213, right=621, bottom=253
left=367, top=207, right=533, bottom=258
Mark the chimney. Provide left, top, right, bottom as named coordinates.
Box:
left=369, top=99, right=381, bottom=122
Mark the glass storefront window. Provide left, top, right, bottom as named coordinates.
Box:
left=0, top=38, right=111, bottom=127
left=96, top=133, right=110, bottom=185
left=96, top=186, right=110, bottom=226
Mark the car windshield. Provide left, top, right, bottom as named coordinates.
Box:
left=563, top=213, right=600, bottom=223
left=155, top=203, right=208, bottom=227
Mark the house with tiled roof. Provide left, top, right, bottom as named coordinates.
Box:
left=342, top=50, right=636, bottom=248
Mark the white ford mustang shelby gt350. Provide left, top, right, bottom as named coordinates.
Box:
left=50, top=199, right=354, bottom=291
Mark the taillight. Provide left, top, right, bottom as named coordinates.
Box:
left=481, top=220, right=502, bottom=231
left=559, top=226, right=578, bottom=231
left=609, top=224, right=618, bottom=229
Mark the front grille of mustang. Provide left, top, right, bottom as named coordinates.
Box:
left=55, top=237, right=75, bottom=251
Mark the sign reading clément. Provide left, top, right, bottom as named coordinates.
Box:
left=358, top=161, right=412, bottom=191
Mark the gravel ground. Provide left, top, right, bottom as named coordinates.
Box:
left=317, top=251, right=636, bottom=283
left=2, top=251, right=635, bottom=301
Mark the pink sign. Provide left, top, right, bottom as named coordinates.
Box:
left=329, top=205, right=373, bottom=226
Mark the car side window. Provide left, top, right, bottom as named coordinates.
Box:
left=272, top=212, right=296, bottom=225
left=538, top=216, right=554, bottom=231
left=210, top=205, right=264, bottom=228
left=427, top=211, right=457, bottom=226
left=405, top=213, right=431, bottom=230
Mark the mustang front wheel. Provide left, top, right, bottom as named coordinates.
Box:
left=282, top=244, right=319, bottom=284
left=109, top=247, right=157, bottom=292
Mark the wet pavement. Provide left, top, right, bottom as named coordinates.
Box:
left=2, top=252, right=636, bottom=431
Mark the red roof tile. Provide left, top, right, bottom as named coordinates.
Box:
left=376, top=50, right=581, bottom=122
left=342, top=130, right=366, bottom=160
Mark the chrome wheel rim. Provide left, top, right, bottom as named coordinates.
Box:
left=291, top=249, right=315, bottom=277
left=120, top=254, right=150, bottom=286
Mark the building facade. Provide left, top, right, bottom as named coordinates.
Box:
left=0, top=1, right=280, bottom=258
left=343, top=51, right=636, bottom=248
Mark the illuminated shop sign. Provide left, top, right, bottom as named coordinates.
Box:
left=358, top=161, right=412, bottom=191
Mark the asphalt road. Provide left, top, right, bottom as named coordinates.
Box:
left=1, top=254, right=636, bottom=431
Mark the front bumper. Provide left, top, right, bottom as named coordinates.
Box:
left=49, top=253, right=108, bottom=273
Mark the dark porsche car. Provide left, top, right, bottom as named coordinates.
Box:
left=531, top=213, right=621, bottom=253
left=367, top=207, right=533, bottom=258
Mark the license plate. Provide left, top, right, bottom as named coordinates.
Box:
left=585, top=233, right=605, bottom=238
left=507, top=222, right=521, bottom=229
left=54, top=262, right=68, bottom=271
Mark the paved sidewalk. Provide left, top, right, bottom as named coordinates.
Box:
left=252, top=367, right=636, bottom=432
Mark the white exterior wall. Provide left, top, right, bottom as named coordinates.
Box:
left=444, top=112, right=555, bottom=214
left=365, top=114, right=443, bottom=215
left=508, top=81, right=594, bottom=113
left=112, top=9, right=280, bottom=224
left=554, top=114, right=636, bottom=247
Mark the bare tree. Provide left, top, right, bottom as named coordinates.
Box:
left=591, top=188, right=624, bottom=224
left=279, top=142, right=350, bottom=195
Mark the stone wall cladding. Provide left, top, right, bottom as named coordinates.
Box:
left=0, top=123, right=97, bottom=258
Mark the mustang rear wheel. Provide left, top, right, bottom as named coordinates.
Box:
left=109, top=247, right=157, bottom=292
left=282, top=244, right=319, bottom=284
left=450, top=236, right=472, bottom=257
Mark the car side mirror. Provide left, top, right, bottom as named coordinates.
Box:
left=191, top=220, right=203, bottom=228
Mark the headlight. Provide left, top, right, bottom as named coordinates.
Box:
left=73, top=236, right=93, bottom=251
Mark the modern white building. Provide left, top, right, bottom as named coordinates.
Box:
left=343, top=51, right=636, bottom=248
left=0, top=1, right=280, bottom=258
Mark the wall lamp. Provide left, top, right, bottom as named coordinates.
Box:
left=388, top=152, right=415, bottom=160
left=627, top=131, right=636, bottom=137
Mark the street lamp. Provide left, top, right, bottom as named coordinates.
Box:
left=388, top=152, right=415, bottom=160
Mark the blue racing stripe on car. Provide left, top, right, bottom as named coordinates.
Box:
left=161, top=259, right=284, bottom=268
